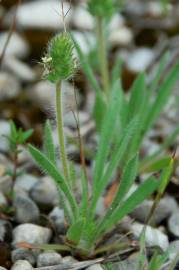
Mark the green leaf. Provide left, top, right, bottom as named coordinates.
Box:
left=67, top=218, right=85, bottom=245
left=111, top=56, right=122, bottom=88
left=127, top=73, right=146, bottom=121
left=93, top=86, right=121, bottom=189
left=144, top=63, right=179, bottom=132
left=140, top=156, right=172, bottom=174
left=22, top=129, right=33, bottom=142
left=72, top=34, right=103, bottom=96
left=100, top=176, right=158, bottom=234
left=89, top=117, right=138, bottom=218
left=28, top=144, right=79, bottom=221
left=44, top=120, right=56, bottom=165
left=93, top=91, right=107, bottom=131
left=101, top=154, right=139, bottom=223
left=158, top=157, right=173, bottom=195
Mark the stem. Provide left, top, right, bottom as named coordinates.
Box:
left=12, top=148, right=18, bottom=183
left=96, top=16, right=110, bottom=100
left=56, top=80, right=69, bottom=181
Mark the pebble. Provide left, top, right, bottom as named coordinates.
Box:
left=131, top=196, right=178, bottom=224
left=72, top=31, right=95, bottom=56
left=169, top=240, right=179, bottom=260
left=37, top=251, right=62, bottom=267
left=14, top=191, right=40, bottom=224
left=0, top=32, right=29, bottom=59
left=0, top=73, right=20, bottom=101
left=168, top=212, right=179, bottom=237
left=86, top=264, right=104, bottom=270
left=5, top=0, right=72, bottom=31
left=11, top=248, right=36, bottom=266
left=0, top=175, right=12, bottom=194
left=3, top=57, right=36, bottom=82
left=113, top=259, right=138, bottom=270
left=131, top=222, right=169, bottom=251
left=0, top=219, right=12, bottom=242
left=61, top=256, right=78, bottom=265
left=109, top=27, right=133, bottom=47
left=12, top=224, right=52, bottom=246
left=109, top=14, right=125, bottom=31
left=0, top=267, right=8, bottom=270
left=0, top=192, right=7, bottom=206
left=30, top=176, right=59, bottom=208
left=126, top=48, right=154, bottom=73
left=72, top=6, right=94, bottom=30
left=14, top=174, right=39, bottom=193
left=49, top=207, right=65, bottom=234
left=64, top=111, right=90, bottom=129
left=11, top=260, right=33, bottom=270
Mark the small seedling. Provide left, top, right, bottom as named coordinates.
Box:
left=5, top=121, right=33, bottom=183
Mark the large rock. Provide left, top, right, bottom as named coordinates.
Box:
left=12, top=224, right=52, bottom=246
left=14, top=191, right=40, bottom=224
left=72, top=6, right=94, bottom=30
left=30, top=176, right=59, bottom=208
left=131, top=222, right=169, bottom=251
left=37, top=251, right=62, bottom=267
left=11, top=260, right=33, bottom=270
left=0, top=73, right=20, bottom=101
left=5, top=0, right=72, bottom=31
left=0, top=32, right=29, bottom=59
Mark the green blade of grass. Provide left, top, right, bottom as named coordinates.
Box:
left=44, top=120, right=56, bottom=165
left=140, top=156, right=171, bottom=174
left=28, top=144, right=79, bottom=221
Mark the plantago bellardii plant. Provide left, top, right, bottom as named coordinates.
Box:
left=28, top=12, right=175, bottom=258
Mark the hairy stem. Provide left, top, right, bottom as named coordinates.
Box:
left=56, top=81, right=69, bottom=180
left=96, top=16, right=110, bottom=100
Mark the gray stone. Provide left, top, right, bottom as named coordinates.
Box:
left=86, top=264, right=104, bottom=270
left=37, top=251, right=62, bottom=267
left=14, top=192, right=40, bottom=224
left=0, top=191, right=7, bottom=206
left=168, top=212, right=179, bottom=237
left=72, top=6, right=94, bottom=30
left=30, top=176, right=59, bottom=208
left=0, top=267, right=8, bottom=270
left=0, top=120, right=11, bottom=153
left=5, top=0, right=72, bottom=31
left=169, top=240, right=179, bottom=260
left=11, top=248, right=36, bottom=266
left=10, top=260, right=33, bottom=270
left=61, top=256, right=78, bottom=265
left=49, top=207, right=65, bottom=234
left=131, top=196, right=178, bottom=224
left=0, top=175, right=12, bottom=194
left=113, top=259, right=138, bottom=270
left=72, top=31, right=95, bottom=56
left=131, top=222, right=169, bottom=251
left=14, top=174, right=39, bottom=193
left=0, top=32, right=29, bottom=59
left=4, top=57, right=36, bottom=82
left=0, top=72, right=20, bottom=101
left=0, top=219, right=12, bottom=242
left=126, top=48, right=154, bottom=73
left=13, top=224, right=52, bottom=246
left=109, top=27, right=133, bottom=47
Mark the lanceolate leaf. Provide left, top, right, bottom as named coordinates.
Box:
left=44, top=120, right=56, bottom=165
left=144, top=63, right=179, bottom=132
left=127, top=73, right=146, bottom=122
left=93, top=86, right=121, bottom=190
left=100, top=154, right=139, bottom=224
left=28, top=144, right=79, bottom=221
left=89, top=117, right=138, bottom=218
left=67, top=219, right=85, bottom=245
left=99, top=176, right=159, bottom=234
